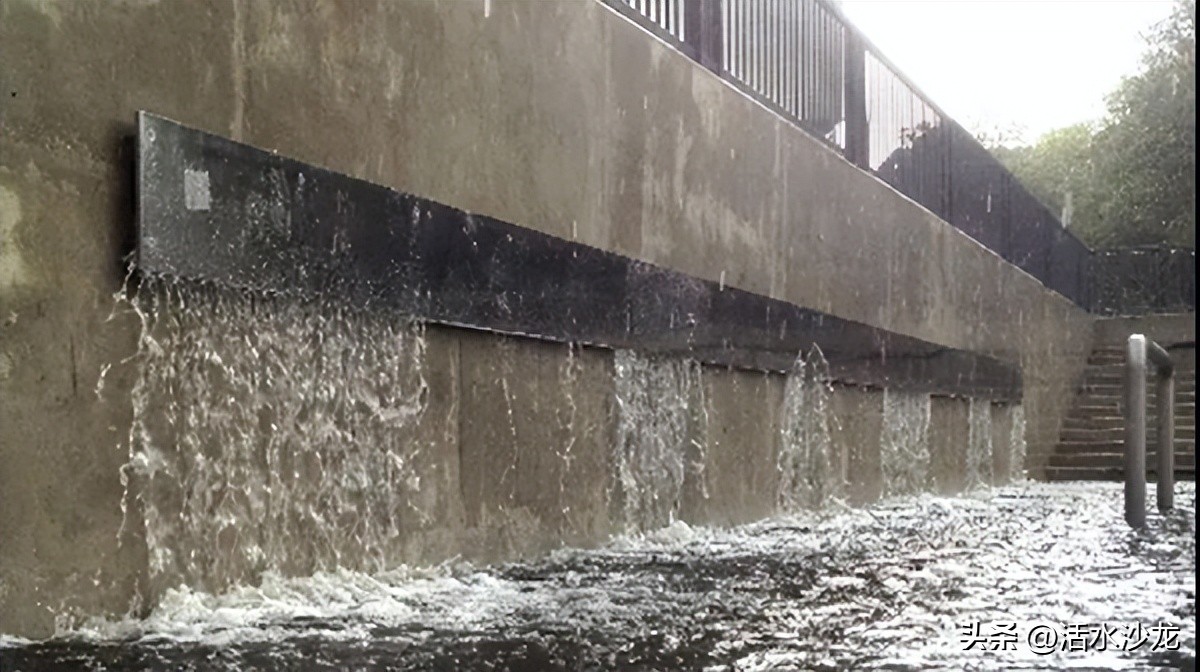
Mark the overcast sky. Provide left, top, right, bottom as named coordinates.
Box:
left=836, top=0, right=1178, bottom=145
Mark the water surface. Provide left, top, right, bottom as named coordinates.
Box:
left=3, top=482, right=1193, bottom=671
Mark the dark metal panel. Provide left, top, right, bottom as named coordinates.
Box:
left=137, top=111, right=1021, bottom=400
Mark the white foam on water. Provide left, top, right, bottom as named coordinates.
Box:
left=8, top=482, right=1190, bottom=672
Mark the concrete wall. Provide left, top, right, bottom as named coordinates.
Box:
left=1092, top=313, right=1196, bottom=349
left=928, top=397, right=970, bottom=494
left=1, top=0, right=1095, bottom=636
left=833, top=384, right=885, bottom=506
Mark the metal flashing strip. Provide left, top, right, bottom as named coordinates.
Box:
left=136, top=111, right=1021, bottom=400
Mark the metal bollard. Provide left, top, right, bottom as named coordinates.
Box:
left=1125, top=335, right=1147, bottom=528
left=1153, top=352, right=1175, bottom=512
left=1125, top=334, right=1176, bottom=528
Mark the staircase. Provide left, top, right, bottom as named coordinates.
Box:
left=1046, top=345, right=1196, bottom=481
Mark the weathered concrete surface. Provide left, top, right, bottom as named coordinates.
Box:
left=832, top=384, right=885, bottom=506
left=990, top=404, right=1016, bottom=485
left=457, top=332, right=616, bottom=559
left=0, top=0, right=243, bottom=637
left=929, top=397, right=971, bottom=494
left=686, top=369, right=783, bottom=526
left=221, top=0, right=1092, bottom=465
left=2, top=0, right=1095, bottom=636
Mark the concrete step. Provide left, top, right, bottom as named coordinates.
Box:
left=1057, top=437, right=1198, bottom=449
left=1048, top=452, right=1195, bottom=469
left=1063, top=406, right=1197, bottom=419
left=1062, top=417, right=1128, bottom=431
left=1058, top=428, right=1124, bottom=440
left=1056, top=434, right=1196, bottom=446
left=1056, top=444, right=1195, bottom=458
left=1066, top=405, right=1195, bottom=420
left=1084, top=361, right=1196, bottom=372
left=1072, top=405, right=1122, bottom=418
left=1084, top=403, right=1200, bottom=412
left=1060, top=427, right=1190, bottom=444
left=1059, top=426, right=1196, bottom=441
left=1079, top=387, right=1199, bottom=399
left=1054, top=343, right=1198, bottom=468
left=1080, top=381, right=1197, bottom=395
left=1068, top=405, right=1197, bottom=418
left=1084, top=381, right=1195, bottom=396
left=1060, top=415, right=1190, bottom=429
left=1044, top=466, right=1197, bottom=482
left=1076, top=392, right=1197, bottom=405
left=1083, top=365, right=1197, bottom=381
left=1079, top=380, right=1197, bottom=390
left=1070, top=404, right=1113, bottom=414
left=1062, top=417, right=1197, bottom=429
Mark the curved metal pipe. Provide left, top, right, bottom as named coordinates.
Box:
left=1125, top=335, right=1147, bottom=528
left=1125, top=333, right=1176, bottom=529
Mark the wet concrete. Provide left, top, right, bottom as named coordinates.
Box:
left=3, top=481, right=1193, bottom=671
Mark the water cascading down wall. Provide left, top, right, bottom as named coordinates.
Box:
left=0, top=0, right=1095, bottom=637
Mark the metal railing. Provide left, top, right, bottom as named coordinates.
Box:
left=613, top=0, right=688, bottom=41
left=723, top=0, right=848, bottom=149
left=1092, top=247, right=1197, bottom=316
left=604, top=0, right=1097, bottom=308
left=1124, top=334, right=1176, bottom=528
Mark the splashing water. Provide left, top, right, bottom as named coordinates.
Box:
left=553, top=344, right=583, bottom=529
left=966, top=398, right=994, bottom=489
left=777, top=349, right=841, bottom=511
left=124, top=276, right=431, bottom=597
left=6, top=482, right=1191, bottom=671
left=612, top=350, right=705, bottom=532
left=105, top=272, right=1038, bottom=654
left=880, top=389, right=931, bottom=498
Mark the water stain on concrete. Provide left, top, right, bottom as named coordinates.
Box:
left=0, top=184, right=31, bottom=289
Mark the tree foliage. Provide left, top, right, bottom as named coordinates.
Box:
left=988, top=0, right=1195, bottom=249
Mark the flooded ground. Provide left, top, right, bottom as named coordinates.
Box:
left=2, top=481, right=1194, bottom=671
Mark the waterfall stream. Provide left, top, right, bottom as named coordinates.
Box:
left=880, top=389, right=932, bottom=498
left=125, top=277, right=431, bottom=595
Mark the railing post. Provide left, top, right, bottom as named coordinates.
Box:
left=1156, top=370, right=1175, bottom=511
left=684, top=0, right=724, bottom=74
left=1124, top=335, right=1147, bottom=528
left=1143, top=339, right=1177, bottom=513
left=843, top=31, right=869, bottom=169
left=1125, top=335, right=1177, bottom=526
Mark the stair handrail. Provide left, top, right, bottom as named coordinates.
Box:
left=1124, top=334, right=1176, bottom=528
